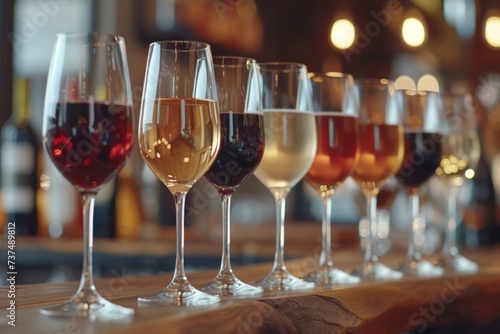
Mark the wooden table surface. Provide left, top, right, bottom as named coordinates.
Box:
left=2, top=239, right=500, bottom=334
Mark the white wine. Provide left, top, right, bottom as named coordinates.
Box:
left=254, top=110, right=317, bottom=190
left=436, top=131, right=480, bottom=186
left=139, top=98, right=220, bottom=193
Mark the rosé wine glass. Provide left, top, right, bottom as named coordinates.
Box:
left=351, top=79, right=404, bottom=281
left=303, top=72, right=361, bottom=286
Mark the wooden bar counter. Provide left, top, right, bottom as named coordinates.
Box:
left=2, top=227, right=500, bottom=333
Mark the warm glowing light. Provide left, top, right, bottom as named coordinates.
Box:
left=402, top=17, right=426, bottom=47
left=394, top=75, right=416, bottom=90
left=40, top=173, right=50, bottom=190
left=485, top=16, right=500, bottom=48
left=465, top=169, right=475, bottom=179
left=330, top=19, right=356, bottom=50
left=417, top=74, right=440, bottom=92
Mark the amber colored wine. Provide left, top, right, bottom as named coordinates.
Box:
left=305, top=113, right=359, bottom=195
left=254, top=110, right=317, bottom=190
left=436, top=131, right=480, bottom=186
left=139, top=98, right=220, bottom=193
left=352, top=123, right=404, bottom=191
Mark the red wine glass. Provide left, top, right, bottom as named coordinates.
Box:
left=41, top=32, right=135, bottom=319
left=395, top=90, right=444, bottom=277
left=199, top=56, right=265, bottom=298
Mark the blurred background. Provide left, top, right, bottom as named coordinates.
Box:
left=2, top=0, right=500, bottom=284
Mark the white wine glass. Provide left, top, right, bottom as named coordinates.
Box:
left=199, top=56, right=265, bottom=298
left=436, top=92, right=480, bottom=273
left=394, top=90, right=444, bottom=277
left=41, top=32, right=135, bottom=319
left=303, top=72, right=361, bottom=286
left=351, top=79, right=405, bottom=281
left=138, top=40, right=221, bottom=306
left=253, top=62, right=317, bottom=292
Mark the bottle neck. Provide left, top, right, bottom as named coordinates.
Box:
left=12, top=77, right=30, bottom=124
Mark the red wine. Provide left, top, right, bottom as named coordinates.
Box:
left=205, top=112, right=264, bottom=195
left=396, top=131, right=442, bottom=188
left=45, top=102, right=134, bottom=190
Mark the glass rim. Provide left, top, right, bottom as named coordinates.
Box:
left=354, top=77, right=394, bottom=85
left=354, top=78, right=396, bottom=94
left=396, top=89, right=441, bottom=96
left=148, top=40, right=211, bottom=51
left=441, top=91, right=474, bottom=99
left=312, top=111, right=358, bottom=117
left=212, top=56, right=257, bottom=67
left=308, top=71, right=354, bottom=83
left=257, top=62, right=307, bottom=72
left=442, top=92, right=477, bottom=110
left=308, top=71, right=353, bottom=78
left=56, top=32, right=124, bottom=45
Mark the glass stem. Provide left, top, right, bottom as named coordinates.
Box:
left=272, top=190, right=288, bottom=272
left=218, top=193, right=234, bottom=277
left=76, top=192, right=98, bottom=297
left=407, top=187, right=421, bottom=265
left=172, top=192, right=188, bottom=284
left=319, top=196, right=333, bottom=270
left=363, top=192, right=378, bottom=279
left=443, top=186, right=459, bottom=258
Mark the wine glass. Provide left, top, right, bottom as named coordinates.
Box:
left=138, top=41, right=221, bottom=306
left=436, top=92, right=480, bottom=273
left=351, top=79, right=405, bottom=281
left=41, top=32, right=135, bottom=319
left=394, top=90, right=444, bottom=277
left=303, top=72, right=361, bottom=285
left=199, top=56, right=265, bottom=298
left=253, top=62, right=317, bottom=292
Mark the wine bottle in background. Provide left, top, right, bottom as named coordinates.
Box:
left=115, top=163, right=144, bottom=239
left=1, top=77, right=39, bottom=236
left=462, top=139, right=498, bottom=248
left=93, top=178, right=117, bottom=238
left=140, top=163, right=162, bottom=239
left=464, top=80, right=500, bottom=248
left=44, top=154, right=81, bottom=239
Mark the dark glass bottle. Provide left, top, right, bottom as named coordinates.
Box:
left=93, top=178, right=117, bottom=238
left=1, top=78, right=39, bottom=235
left=461, top=148, right=498, bottom=249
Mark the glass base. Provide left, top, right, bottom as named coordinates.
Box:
left=304, top=267, right=361, bottom=286
left=138, top=284, right=220, bottom=306
left=438, top=253, right=479, bottom=274
left=400, top=259, right=444, bottom=278
left=255, top=268, right=316, bottom=292
left=199, top=275, right=264, bottom=298
left=40, top=296, right=135, bottom=321
left=353, top=262, right=404, bottom=281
